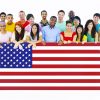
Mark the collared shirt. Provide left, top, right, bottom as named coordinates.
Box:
left=96, top=23, right=100, bottom=33
left=56, top=21, right=66, bottom=32
left=42, top=25, right=60, bottom=42
left=6, top=22, right=15, bottom=33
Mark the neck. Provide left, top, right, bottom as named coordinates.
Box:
left=88, top=30, right=91, bottom=34
left=7, top=22, right=13, bottom=25
left=50, top=25, right=55, bottom=28
left=94, top=22, right=98, bottom=25
left=1, top=30, right=6, bottom=33
left=58, top=19, right=63, bottom=23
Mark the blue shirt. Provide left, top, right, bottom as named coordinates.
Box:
left=96, top=24, right=100, bottom=32
left=42, top=25, right=60, bottom=42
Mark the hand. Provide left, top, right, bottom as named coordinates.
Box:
left=0, top=45, right=3, bottom=48
left=28, top=43, right=33, bottom=48
left=32, top=43, right=36, bottom=48
left=58, top=40, right=63, bottom=45
left=42, top=41, right=46, bottom=45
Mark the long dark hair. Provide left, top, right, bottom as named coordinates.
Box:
left=30, top=23, right=40, bottom=40
left=15, top=23, right=25, bottom=41
left=76, top=24, right=83, bottom=42
left=84, top=19, right=96, bottom=38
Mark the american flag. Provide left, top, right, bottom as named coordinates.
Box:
left=0, top=42, right=100, bottom=90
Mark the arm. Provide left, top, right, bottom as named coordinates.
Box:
left=95, top=32, right=98, bottom=43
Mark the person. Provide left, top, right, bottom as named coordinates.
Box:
left=6, top=14, right=15, bottom=33
left=93, top=13, right=100, bottom=41
left=0, top=21, right=12, bottom=44
left=42, top=16, right=61, bottom=45
left=68, top=10, right=75, bottom=23
left=60, top=20, right=77, bottom=44
left=0, top=12, right=6, bottom=22
left=16, top=11, right=29, bottom=28
left=82, top=19, right=98, bottom=42
left=39, top=10, right=49, bottom=31
left=76, top=24, right=83, bottom=42
left=72, top=16, right=81, bottom=32
left=25, top=23, right=42, bottom=47
left=56, top=10, right=66, bottom=32
left=11, top=22, right=29, bottom=49
left=25, top=14, right=35, bottom=32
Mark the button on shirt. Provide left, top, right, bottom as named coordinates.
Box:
left=42, top=25, right=60, bottom=42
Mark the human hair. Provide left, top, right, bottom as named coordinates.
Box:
left=50, top=16, right=57, bottom=21
left=7, top=14, right=13, bottom=17
left=66, top=20, right=72, bottom=25
left=73, top=16, right=81, bottom=24
left=76, top=24, right=83, bottom=41
left=19, top=10, right=25, bottom=13
left=30, top=23, right=40, bottom=40
left=84, top=19, right=96, bottom=38
left=26, top=14, right=34, bottom=20
left=41, top=10, right=47, bottom=15
left=0, top=12, right=6, bottom=16
left=93, top=13, right=100, bottom=18
left=15, top=22, right=25, bottom=41
left=58, top=10, right=65, bottom=14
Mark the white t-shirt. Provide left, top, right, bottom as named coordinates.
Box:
left=25, top=32, right=42, bottom=42
left=11, top=31, right=29, bottom=41
left=0, top=31, right=12, bottom=43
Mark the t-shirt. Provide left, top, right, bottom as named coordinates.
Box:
left=6, top=22, right=15, bottom=33
left=96, top=24, right=100, bottom=33
left=25, top=32, right=42, bottom=42
left=0, top=32, right=12, bottom=42
left=56, top=21, right=66, bottom=32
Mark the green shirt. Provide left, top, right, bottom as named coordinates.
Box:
left=87, top=33, right=95, bottom=42
left=56, top=21, right=66, bottom=32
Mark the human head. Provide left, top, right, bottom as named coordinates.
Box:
left=73, top=16, right=81, bottom=27
left=19, top=11, right=26, bottom=20
left=66, top=20, right=72, bottom=31
left=7, top=14, right=13, bottom=23
left=0, top=21, right=6, bottom=31
left=58, top=10, right=65, bottom=21
left=68, top=10, right=75, bottom=22
left=41, top=10, right=47, bottom=20
left=0, top=12, right=6, bottom=22
left=31, top=23, right=40, bottom=40
left=26, top=14, right=34, bottom=25
left=93, top=13, right=100, bottom=24
left=49, top=16, right=57, bottom=27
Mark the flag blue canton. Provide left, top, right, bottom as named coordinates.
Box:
left=0, top=43, right=32, bottom=68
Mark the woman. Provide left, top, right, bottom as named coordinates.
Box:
left=0, top=21, right=12, bottom=48
left=11, top=22, right=28, bottom=49
left=60, top=20, right=77, bottom=44
left=25, top=23, right=42, bottom=47
left=76, top=24, right=83, bottom=42
left=82, top=19, right=98, bottom=42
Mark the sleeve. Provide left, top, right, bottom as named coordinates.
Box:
left=42, top=28, right=45, bottom=41
left=56, top=29, right=60, bottom=42
left=82, top=35, right=87, bottom=41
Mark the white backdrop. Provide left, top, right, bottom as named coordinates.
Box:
left=0, top=0, right=100, bottom=25
left=0, top=0, right=100, bottom=100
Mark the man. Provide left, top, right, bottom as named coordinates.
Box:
left=39, top=10, right=49, bottom=31
left=68, top=10, right=75, bottom=23
left=6, top=14, right=15, bottom=33
left=56, top=10, right=66, bottom=32
left=16, top=11, right=29, bottom=28
left=0, top=12, right=6, bottom=22
left=93, top=13, right=100, bottom=41
left=25, top=14, right=35, bottom=32
left=42, top=16, right=61, bottom=45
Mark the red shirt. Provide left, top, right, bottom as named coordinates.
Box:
left=61, top=32, right=76, bottom=41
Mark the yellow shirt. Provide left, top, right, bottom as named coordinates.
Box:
left=82, top=35, right=87, bottom=42
left=6, top=22, right=15, bottom=33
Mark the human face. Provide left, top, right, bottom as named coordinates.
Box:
left=0, top=24, right=6, bottom=31
left=41, top=12, right=47, bottom=20
left=15, top=25, right=22, bottom=33
left=93, top=16, right=100, bottom=24
left=87, top=22, right=93, bottom=30
left=49, top=18, right=57, bottom=27
left=77, top=27, right=82, bottom=34
left=7, top=15, right=13, bottom=23
left=58, top=12, right=65, bottom=21
left=32, top=25, right=37, bottom=34
left=66, top=23, right=72, bottom=31
left=28, top=17, right=34, bottom=25
left=73, top=19, right=80, bottom=26
left=19, top=12, right=25, bottom=20
left=0, top=14, right=6, bottom=22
